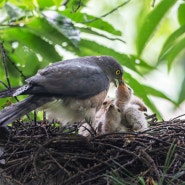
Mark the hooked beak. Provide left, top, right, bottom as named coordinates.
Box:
left=119, top=78, right=124, bottom=85
left=113, top=79, right=124, bottom=87
left=113, top=78, right=124, bottom=87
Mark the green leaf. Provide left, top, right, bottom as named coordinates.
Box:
left=143, top=85, right=177, bottom=105
left=8, top=0, right=36, bottom=10
left=0, top=0, right=6, bottom=8
left=64, top=0, right=90, bottom=12
left=62, top=10, right=122, bottom=36
left=79, top=27, right=125, bottom=43
left=26, top=17, right=75, bottom=49
left=37, top=0, right=63, bottom=9
left=159, top=36, right=185, bottom=71
left=124, top=73, right=162, bottom=118
left=159, top=24, right=185, bottom=60
left=4, top=2, right=26, bottom=21
left=129, top=55, right=156, bottom=71
left=42, top=10, right=80, bottom=47
left=75, top=39, right=142, bottom=75
left=178, top=2, right=185, bottom=25
left=136, top=0, right=177, bottom=56
left=1, top=28, right=62, bottom=76
left=177, top=75, right=185, bottom=105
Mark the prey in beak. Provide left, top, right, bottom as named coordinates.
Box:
left=113, top=77, right=124, bottom=87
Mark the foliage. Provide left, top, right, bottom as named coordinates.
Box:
left=0, top=0, right=184, bottom=118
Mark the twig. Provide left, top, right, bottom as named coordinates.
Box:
left=80, top=0, right=131, bottom=24
left=0, top=42, right=11, bottom=89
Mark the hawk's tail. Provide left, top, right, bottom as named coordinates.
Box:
left=0, top=95, right=52, bottom=126
left=0, top=88, right=18, bottom=98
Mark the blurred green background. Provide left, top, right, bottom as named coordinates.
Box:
left=0, top=0, right=184, bottom=119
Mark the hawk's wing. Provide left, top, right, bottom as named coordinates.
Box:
left=14, top=61, right=109, bottom=99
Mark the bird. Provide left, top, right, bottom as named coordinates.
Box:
left=102, top=103, right=126, bottom=134
left=78, top=97, right=114, bottom=136
left=115, top=82, right=148, bottom=131
left=0, top=56, right=124, bottom=127
left=114, top=82, right=132, bottom=111
left=124, top=98, right=148, bottom=131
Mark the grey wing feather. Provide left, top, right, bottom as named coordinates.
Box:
left=15, top=62, right=109, bottom=99
left=0, top=95, right=53, bottom=126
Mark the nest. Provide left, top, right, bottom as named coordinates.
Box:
left=0, top=114, right=185, bottom=185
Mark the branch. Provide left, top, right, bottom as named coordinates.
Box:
left=80, top=0, right=131, bottom=24
left=0, top=42, right=11, bottom=89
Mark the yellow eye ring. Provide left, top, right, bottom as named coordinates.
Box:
left=115, top=69, right=121, bottom=75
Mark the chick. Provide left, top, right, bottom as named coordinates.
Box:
left=130, top=95, right=147, bottom=112
left=78, top=97, right=114, bottom=136
left=102, top=104, right=126, bottom=134
left=124, top=100, right=148, bottom=131
left=115, top=82, right=148, bottom=131
left=114, top=82, right=132, bottom=111
left=78, top=122, right=92, bottom=137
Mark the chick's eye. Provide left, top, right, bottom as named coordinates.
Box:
left=115, top=69, right=121, bottom=75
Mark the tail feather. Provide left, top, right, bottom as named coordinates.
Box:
left=0, top=95, right=53, bottom=126
left=0, top=88, right=18, bottom=98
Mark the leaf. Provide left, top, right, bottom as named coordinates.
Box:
left=64, top=0, right=90, bottom=12
left=75, top=39, right=143, bottom=75
left=143, top=85, right=177, bottom=105
left=26, top=17, right=75, bottom=49
left=178, top=2, right=185, bottom=25
left=62, top=10, right=122, bottom=36
left=159, top=24, right=185, bottom=61
left=4, top=2, right=26, bottom=21
left=1, top=28, right=62, bottom=76
left=159, top=36, right=185, bottom=71
left=79, top=27, right=125, bottom=43
left=42, top=10, right=80, bottom=47
left=129, top=55, right=156, bottom=71
left=0, top=0, right=6, bottom=8
left=177, top=75, right=185, bottom=105
left=36, top=0, right=63, bottom=9
left=8, top=0, right=36, bottom=10
left=136, top=0, right=177, bottom=56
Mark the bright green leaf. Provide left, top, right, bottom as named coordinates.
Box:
left=0, top=0, right=6, bottom=8
left=42, top=10, right=80, bottom=47
left=64, top=0, right=90, bottom=12
left=136, top=0, right=177, bottom=56
left=1, top=28, right=62, bottom=76
left=159, top=36, right=185, bottom=71
left=143, top=85, right=177, bottom=105
left=26, top=17, right=75, bottom=49
left=36, top=0, right=63, bottom=9
left=62, top=10, right=122, bottom=36
left=159, top=24, right=185, bottom=61
left=178, top=2, right=185, bottom=25
left=8, top=0, right=36, bottom=10
left=177, top=75, right=185, bottom=105
left=5, top=2, right=26, bottom=21
left=129, top=55, right=156, bottom=72
left=75, top=39, right=143, bottom=75
left=79, top=27, right=125, bottom=43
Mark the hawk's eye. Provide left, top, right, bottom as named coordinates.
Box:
left=115, top=69, right=121, bottom=75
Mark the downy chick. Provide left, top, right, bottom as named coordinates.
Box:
left=115, top=82, right=148, bottom=131
left=124, top=98, right=148, bottom=131
left=102, top=104, right=126, bottom=134
left=78, top=97, right=114, bottom=136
